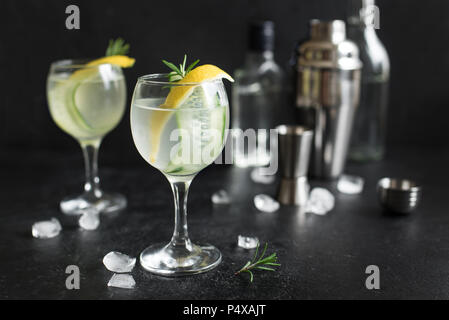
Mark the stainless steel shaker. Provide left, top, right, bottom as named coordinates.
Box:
left=276, top=125, right=313, bottom=206
left=294, top=20, right=362, bottom=179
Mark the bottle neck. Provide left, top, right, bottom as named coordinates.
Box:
left=347, top=0, right=378, bottom=29
left=245, top=51, right=273, bottom=67
left=348, top=22, right=377, bottom=35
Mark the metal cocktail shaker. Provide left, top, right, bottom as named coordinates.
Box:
left=294, top=20, right=362, bottom=179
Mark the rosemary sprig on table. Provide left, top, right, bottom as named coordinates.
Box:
left=235, top=243, right=280, bottom=283
left=105, top=38, right=130, bottom=56
left=162, top=54, right=200, bottom=82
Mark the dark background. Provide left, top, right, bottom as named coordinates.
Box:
left=0, top=0, right=448, bottom=166
left=1, top=0, right=449, bottom=300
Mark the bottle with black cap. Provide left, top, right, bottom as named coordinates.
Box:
left=232, top=20, right=283, bottom=168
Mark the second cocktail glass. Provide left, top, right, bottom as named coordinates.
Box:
left=47, top=60, right=127, bottom=215
left=130, top=74, right=229, bottom=276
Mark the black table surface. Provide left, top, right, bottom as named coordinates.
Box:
left=0, top=146, right=448, bottom=300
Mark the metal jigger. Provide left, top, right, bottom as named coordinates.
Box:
left=276, top=125, right=313, bottom=206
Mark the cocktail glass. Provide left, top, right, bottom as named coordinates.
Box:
left=130, top=74, right=229, bottom=275
left=47, top=59, right=127, bottom=215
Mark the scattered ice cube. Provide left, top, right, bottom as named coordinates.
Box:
left=107, top=274, right=136, bottom=289
left=338, top=174, right=364, bottom=195
left=78, top=209, right=100, bottom=230
left=254, top=194, right=280, bottom=213
left=103, top=251, right=136, bottom=273
left=306, top=188, right=335, bottom=215
left=238, top=235, right=260, bottom=249
left=32, top=218, right=62, bottom=239
left=251, top=168, right=275, bottom=184
left=211, top=189, right=231, bottom=205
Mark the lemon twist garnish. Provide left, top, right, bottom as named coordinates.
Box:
left=70, top=38, right=135, bottom=81
left=148, top=56, right=233, bottom=163
left=163, top=64, right=233, bottom=108
left=89, top=38, right=135, bottom=67
left=86, top=55, right=135, bottom=68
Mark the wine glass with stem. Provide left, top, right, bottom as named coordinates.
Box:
left=130, top=74, right=229, bottom=275
left=47, top=59, right=127, bottom=215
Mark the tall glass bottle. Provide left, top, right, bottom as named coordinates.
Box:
left=347, top=0, right=390, bottom=161
left=232, top=21, right=283, bottom=167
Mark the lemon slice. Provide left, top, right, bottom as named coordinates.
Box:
left=86, top=55, right=135, bottom=68
left=163, top=64, right=233, bottom=108
left=149, top=65, right=233, bottom=164
left=70, top=55, right=135, bottom=81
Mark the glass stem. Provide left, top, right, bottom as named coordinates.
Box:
left=168, top=178, right=193, bottom=251
left=80, top=140, right=102, bottom=199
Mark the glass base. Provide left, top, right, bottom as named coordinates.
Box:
left=60, top=192, right=127, bottom=215
left=140, top=242, right=222, bottom=276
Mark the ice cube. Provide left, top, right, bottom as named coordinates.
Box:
left=32, top=218, right=62, bottom=239
left=251, top=168, right=275, bottom=184
left=306, top=188, right=335, bottom=215
left=211, top=189, right=231, bottom=205
left=254, top=194, right=280, bottom=213
left=238, top=235, right=259, bottom=249
left=338, top=174, right=364, bottom=195
left=107, top=274, right=136, bottom=289
left=78, top=209, right=100, bottom=230
left=103, top=251, right=136, bottom=273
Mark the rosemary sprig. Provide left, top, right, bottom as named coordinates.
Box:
left=162, top=54, right=200, bottom=82
left=105, top=38, right=130, bottom=56
left=235, top=243, right=280, bottom=283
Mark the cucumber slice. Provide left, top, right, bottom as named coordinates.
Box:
left=67, top=81, right=93, bottom=130
left=163, top=86, right=227, bottom=175
left=165, top=166, right=184, bottom=174
left=63, top=72, right=98, bottom=131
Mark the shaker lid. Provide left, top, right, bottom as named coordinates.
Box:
left=310, top=20, right=346, bottom=44
left=298, top=20, right=362, bottom=70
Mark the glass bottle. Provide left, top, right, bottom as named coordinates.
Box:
left=232, top=21, right=283, bottom=167
left=347, top=0, right=390, bottom=161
